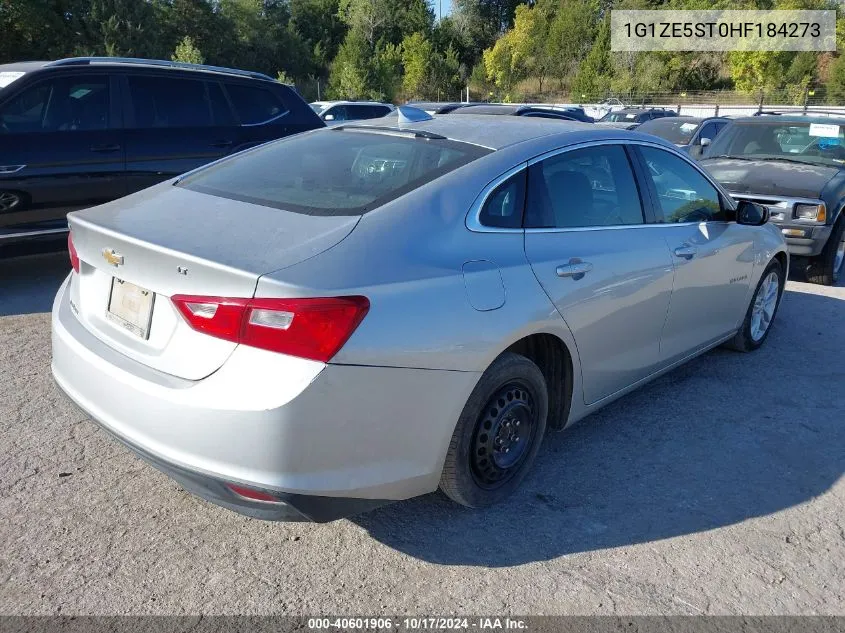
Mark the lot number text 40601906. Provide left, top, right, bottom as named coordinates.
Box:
left=307, top=617, right=528, bottom=630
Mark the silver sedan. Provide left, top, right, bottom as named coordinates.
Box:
left=51, top=111, right=788, bottom=522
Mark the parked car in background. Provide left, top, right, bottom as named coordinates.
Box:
left=309, top=101, right=394, bottom=123
left=596, top=108, right=677, bottom=130
left=701, top=115, right=845, bottom=285
left=52, top=110, right=786, bottom=522
left=583, top=97, right=625, bottom=121
left=449, top=103, right=593, bottom=122
left=0, top=57, right=324, bottom=246
left=637, top=116, right=730, bottom=159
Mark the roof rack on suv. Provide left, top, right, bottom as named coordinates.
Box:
left=46, top=57, right=276, bottom=82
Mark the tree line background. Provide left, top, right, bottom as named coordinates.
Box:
left=3, top=0, right=845, bottom=104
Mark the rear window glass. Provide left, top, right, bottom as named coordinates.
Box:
left=226, top=84, right=287, bottom=124
left=178, top=129, right=491, bottom=215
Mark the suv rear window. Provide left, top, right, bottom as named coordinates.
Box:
left=226, top=83, right=287, bottom=124
left=179, top=128, right=491, bottom=215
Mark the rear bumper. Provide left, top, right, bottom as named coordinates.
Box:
left=51, top=275, right=480, bottom=521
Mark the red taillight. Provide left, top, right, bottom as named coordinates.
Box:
left=225, top=483, right=282, bottom=503
left=67, top=232, right=80, bottom=273
left=170, top=294, right=369, bottom=363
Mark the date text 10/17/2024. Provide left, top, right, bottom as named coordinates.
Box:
left=307, top=617, right=529, bottom=630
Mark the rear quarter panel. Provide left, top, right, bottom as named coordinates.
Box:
left=253, top=146, right=582, bottom=376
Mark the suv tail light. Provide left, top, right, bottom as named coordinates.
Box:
left=170, top=294, right=369, bottom=363
left=68, top=232, right=80, bottom=273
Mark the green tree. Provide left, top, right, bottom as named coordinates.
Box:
left=546, top=0, right=596, bottom=91
left=826, top=55, right=845, bottom=102
left=291, top=0, right=347, bottom=78
left=172, top=35, right=204, bottom=64
left=402, top=32, right=435, bottom=98
left=729, top=51, right=792, bottom=98
left=571, top=15, right=611, bottom=100
left=482, top=3, right=543, bottom=98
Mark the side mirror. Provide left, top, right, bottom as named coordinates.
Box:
left=700, top=137, right=712, bottom=146
left=736, top=200, right=769, bottom=226
left=324, top=114, right=335, bottom=121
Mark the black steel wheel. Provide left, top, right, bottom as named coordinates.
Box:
left=440, top=352, right=549, bottom=508
left=470, top=382, right=539, bottom=489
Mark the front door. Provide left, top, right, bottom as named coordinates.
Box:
left=522, top=144, right=676, bottom=405
left=0, top=73, right=125, bottom=236
left=634, top=145, right=756, bottom=364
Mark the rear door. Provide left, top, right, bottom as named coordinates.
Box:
left=0, top=71, right=125, bottom=237
left=122, top=72, right=237, bottom=194
left=523, top=143, right=676, bottom=405
left=633, top=144, right=755, bottom=363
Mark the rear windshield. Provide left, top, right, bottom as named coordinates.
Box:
left=179, top=128, right=491, bottom=215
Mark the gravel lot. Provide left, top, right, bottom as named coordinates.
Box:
left=1, top=250, right=843, bottom=616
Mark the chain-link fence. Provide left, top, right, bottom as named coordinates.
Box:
left=494, top=89, right=845, bottom=119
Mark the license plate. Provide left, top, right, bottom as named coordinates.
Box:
left=106, top=278, right=155, bottom=339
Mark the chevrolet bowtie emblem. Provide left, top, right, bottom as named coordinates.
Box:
left=102, top=249, right=124, bottom=266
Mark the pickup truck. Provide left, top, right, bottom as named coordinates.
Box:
left=701, top=115, right=845, bottom=285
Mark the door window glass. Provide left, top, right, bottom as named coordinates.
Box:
left=698, top=122, right=717, bottom=142
left=525, top=145, right=644, bottom=228
left=0, top=75, right=110, bottom=133
left=128, top=75, right=211, bottom=128
left=324, top=105, right=347, bottom=121
left=479, top=171, right=525, bottom=228
left=226, top=84, right=286, bottom=124
left=208, top=82, right=235, bottom=125
left=639, top=146, right=724, bottom=222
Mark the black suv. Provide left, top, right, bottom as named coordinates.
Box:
left=0, top=57, right=324, bottom=245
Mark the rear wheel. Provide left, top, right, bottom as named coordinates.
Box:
left=724, top=259, right=784, bottom=352
left=439, top=352, right=548, bottom=508
left=806, top=218, right=845, bottom=286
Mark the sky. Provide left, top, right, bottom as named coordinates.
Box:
left=432, top=0, right=453, bottom=21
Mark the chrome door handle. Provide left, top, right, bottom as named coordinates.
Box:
left=556, top=261, right=593, bottom=279
left=673, top=245, right=697, bottom=259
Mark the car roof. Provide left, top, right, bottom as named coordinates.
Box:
left=343, top=113, right=637, bottom=150
left=733, top=114, right=845, bottom=124
left=3, top=57, right=278, bottom=82
left=0, top=61, right=51, bottom=72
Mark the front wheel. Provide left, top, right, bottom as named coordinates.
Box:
left=724, top=259, right=784, bottom=352
left=806, top=218, right=845, bottom=286
left=439, top=352, right=548, bottom=508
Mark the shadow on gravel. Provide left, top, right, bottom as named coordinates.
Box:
left=0, top=250, right=70, bottom=317
left=354, top=286, right=845, bottom=566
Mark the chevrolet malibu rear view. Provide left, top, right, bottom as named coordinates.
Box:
left=52, top=112, right=788, bottom=522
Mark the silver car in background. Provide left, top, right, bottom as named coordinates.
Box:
left=52, top=112, right=788, bottom=522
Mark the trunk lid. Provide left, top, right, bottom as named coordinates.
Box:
left=68, top=183, right=358, bottom=380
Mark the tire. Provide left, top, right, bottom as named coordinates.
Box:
left=806, top=217, right=845, bottom=286
left=724, top=259, right=784, bottom=352
left=439, top=352, right=549, bottom=508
